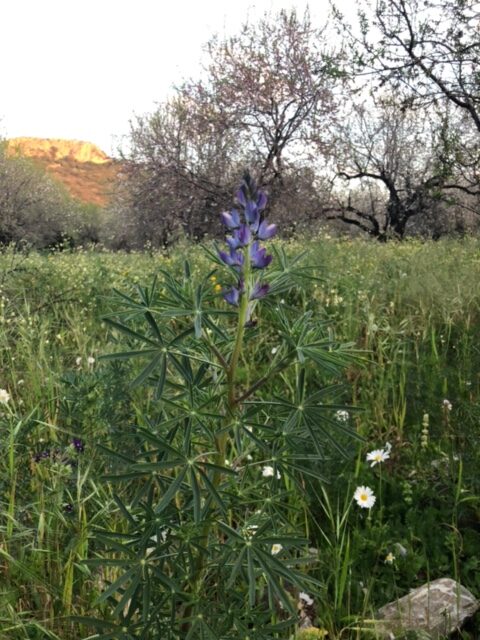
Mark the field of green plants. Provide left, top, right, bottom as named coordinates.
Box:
left=1, top=236, right=479, bottom=639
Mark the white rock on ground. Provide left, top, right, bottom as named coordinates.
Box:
left=374, top=577, right=479, bottom=639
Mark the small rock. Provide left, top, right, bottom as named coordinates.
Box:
left=374, top=578, right=479, bottom=639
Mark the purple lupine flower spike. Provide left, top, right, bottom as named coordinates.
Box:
left=250, top=241, right=272, bottom=269
left=220, top=209, right=241, bottom=229
left=250, top=282, right=270, bottom=300
left=257, top=220, right=277, bottom=240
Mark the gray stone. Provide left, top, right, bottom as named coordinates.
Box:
left=374, top=578, right=479, bottom=639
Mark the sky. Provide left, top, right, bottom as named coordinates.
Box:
left=0, top=0, right=346, bottom=156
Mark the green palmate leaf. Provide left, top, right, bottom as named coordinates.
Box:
left=102, top=317, right=161, bottom=346
left=197, top=467, right=228, bottom=515
left=225, top=546, right=247, bottom=588
left=194, top=311, right=202, bottom=339
left=113, top=494, right=137, bottom=527
left=143, top=310, right=164, bottom=343
left=189, top=467, right=202, bottom=524
left=94, top=567, right=138, bottom=605
left=130, top=351, right=165, bottom=388
left=253, top=552, right=296, bottom=614
left=113, top=577, right=141, bottom=618
left=247, top=548, right=256, bottom=608
left=100, top=348, right=161, bottom=361
left=154, top=354, right=167, bottom=399
left=155, top=468, right=188, bottom=514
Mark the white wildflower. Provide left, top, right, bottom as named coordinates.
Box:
left=75, top=357, right=82, bottom=366
left=353, top=486, right=376, bottom=509
left=366, top=447, right=390, bottom=467
left=87, top=356, right=95, bottom=365
left=262, top=465, right=281, bottom=479
left=0, top=388, right=10, bottom=404
left=271, top=543, right=283, bottom=555
left=335, top=409, right=349, bottom=422
left=384, top=552, right=395, bottom=564
left=442, top=399, right=452, bottom=411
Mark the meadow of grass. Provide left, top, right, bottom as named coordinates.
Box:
left=0, top=236, right=479, bottom=639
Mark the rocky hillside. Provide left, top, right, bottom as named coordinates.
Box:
left=7, top=137, right=119, bottom=206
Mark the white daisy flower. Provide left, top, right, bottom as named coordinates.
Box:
left=353, top=485, right=376, bottom=509
left=366, top=447, right=390, bottom=467
left=271, top=543, right=283, bottom=555
left=262, top=465, right=281, bottom=479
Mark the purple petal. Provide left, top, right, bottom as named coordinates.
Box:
left=257, top=191, right=268, bottom=211
left=227, top=224, right=251, bottom=249
left=236, top=188, right=247, bottom=207
left=223, top=287, right=240, bottom=306
left=250, top=241, right=272, bottom=269
left=237, top=224, right=251, bottom=246
left=250, top=282, right=270, bottom=300
left=257, top=220, right=277, bottom=240
left=226, top=236, right=241, bottom=251
left=220, top=209, right=241, bottom=229
left=219, top=249, right=244, bottom=267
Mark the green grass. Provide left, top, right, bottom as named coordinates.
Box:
left=0, top=236, right=479, bottom=639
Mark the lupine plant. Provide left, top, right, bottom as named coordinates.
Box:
left=87, top=173, right=357, bottom=639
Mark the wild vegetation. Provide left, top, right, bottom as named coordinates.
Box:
left=0, top=1, right=479, bottom=637
left=0, top=231, right=479, bottom=638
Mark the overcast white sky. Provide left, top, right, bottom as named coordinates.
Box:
left=0, top=0, right=351, bottom=155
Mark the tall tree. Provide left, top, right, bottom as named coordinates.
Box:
left=324, top=96, right=470, bottom=239
left=182, top=9, right=337, bottom=188
left=116, top=9, right=340, bottom=245
left=333, top=0, right=480, bottom=131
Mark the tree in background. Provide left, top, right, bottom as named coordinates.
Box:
left=113, top=9, right=339, bottom=246
left=0, top=142, right=77, bottom=248
left=322, top=95, right=479, bottom=239
left=324, top=0, right=480, bottom=237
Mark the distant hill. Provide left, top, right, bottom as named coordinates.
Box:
left=7, top=137, right=120, bottom=206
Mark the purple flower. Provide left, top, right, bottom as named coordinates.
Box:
left=245, top=201, right=260, bottom=230
left=257, top=191, right=268, bottom=211
left=220, top=209, right=241, bottom=229
left=250, top=242, right=272, bottom=269
left=219, top=249, right=244, bottom=268
left=226, top=224, right=251, bottom=250
left=250, top=282, right=270, bottom=300
left=236, top=188, right=247, bottom=207
left=223, top=287, right=240, bottom=306
left=257, top=220, right=277, bottom=240
left=72, top=438, right=85, bottom=453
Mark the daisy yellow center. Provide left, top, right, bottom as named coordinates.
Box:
left=360, top=492, right=368, bottom=502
